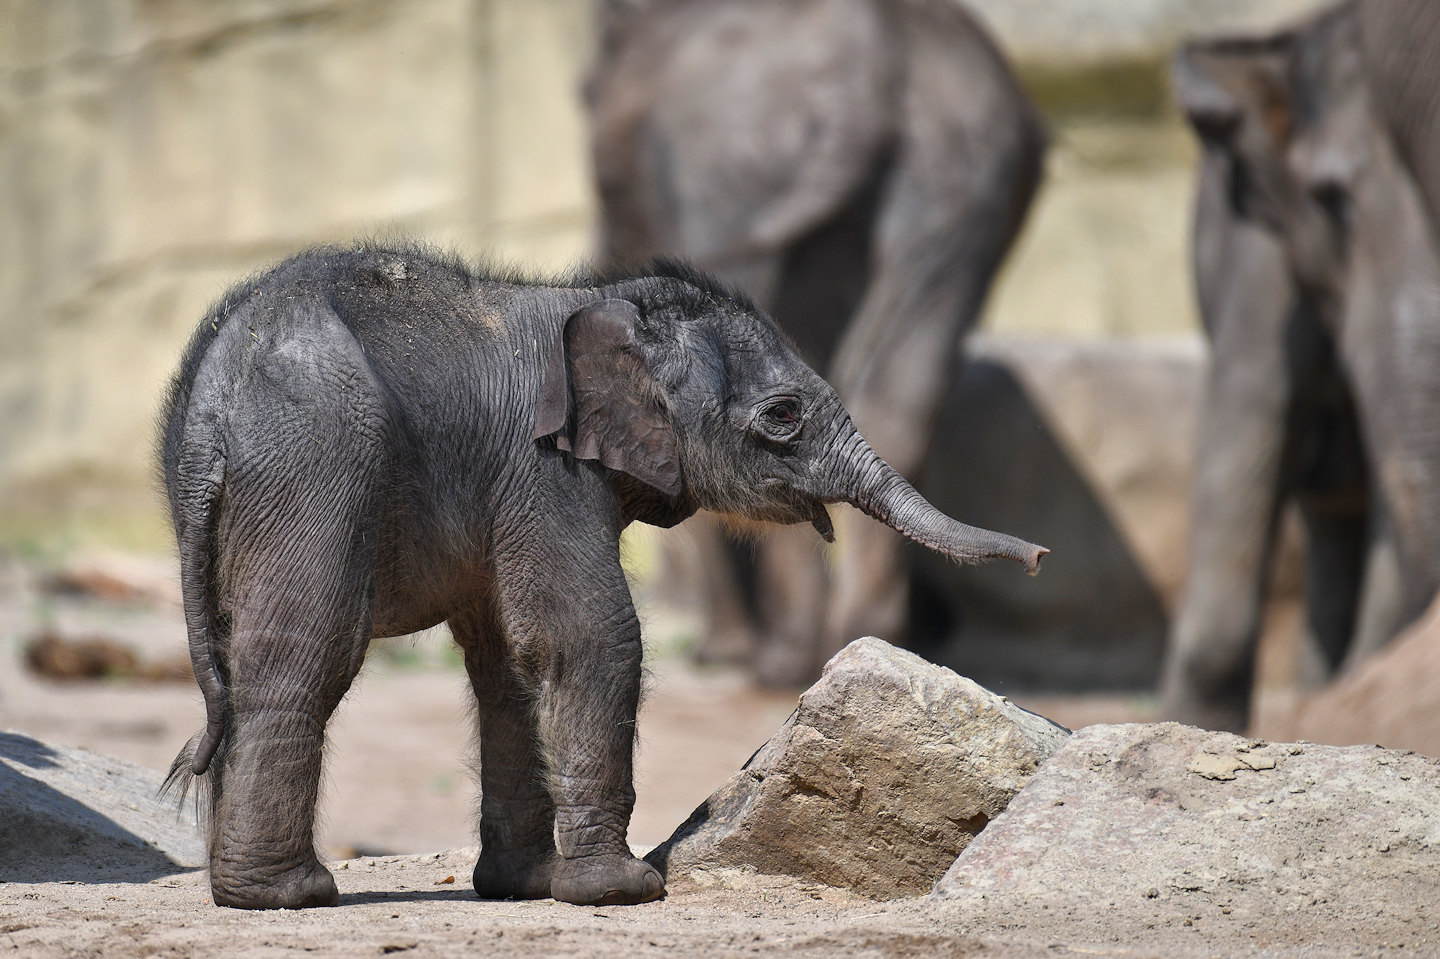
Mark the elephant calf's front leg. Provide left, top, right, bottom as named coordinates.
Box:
left=544, top=630, right=668, bottom=898
left=499, top=543, right=663, bottom=906
left=541, top=613, right=664, bottom=906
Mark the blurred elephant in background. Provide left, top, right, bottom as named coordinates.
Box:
left=589, top=0, right=1045, bottom=684
left=1164, top=0, right=1440, bottom=731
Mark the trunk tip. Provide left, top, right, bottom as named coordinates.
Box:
left=1024, top=545, right=1049, bottom=576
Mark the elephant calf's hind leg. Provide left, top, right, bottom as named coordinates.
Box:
left=205, top=484, right=378, bottom=907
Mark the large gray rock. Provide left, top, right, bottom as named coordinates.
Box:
left=0, top=730, right=203, bottom=882
left=645, top=638, right=1071, bottom=899
left=932, top=723, right=1440, bottom=946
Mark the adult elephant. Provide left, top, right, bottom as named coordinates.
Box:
left=589, top=0, right=1045, bottom=683
left=1163, top=0, right=1440, bottom=731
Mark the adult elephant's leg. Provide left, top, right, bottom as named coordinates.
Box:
left=1341, top=389, right=1440, bottom=633
left=670, top=247, right=835, bottom=681
left=1294, top=497, right=1368, bottom=685
left=748, top=171, right=884, bottom=685
left=675, top=511, right=760, bottom=669
left=1334, top=156, right=1440, bottom=642
left=1342, top=506, right=1404, bottom=673
left=692, top=251, right=827, bottom=677
left=1359, top=0, right=1440, bottom=234
left=207, top=474, right=377, bottom=909
left=452, top=605, right=558, bottom=900
left=711, top=247, right=844, bottom=685
left=752, top=523, right=831, bottom=686
left=493, top=500, right=661, bottom=906
left=1291, top=367, right=1370, bottom=685
left=588, top=0, right=893, bottom=683
left=1160, top=225, right=1298, bottom=732
left=820, top=506, right=909, bottom=655
left=822, top=10, right=1043, bottom=657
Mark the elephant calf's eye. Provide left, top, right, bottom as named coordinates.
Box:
left=767, top=401, right=797, bottom=424
left=756, top=399, right=803, bottom=441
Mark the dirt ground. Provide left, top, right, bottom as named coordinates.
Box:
left=3, top=553, right=1418, bottom=958
left=0, top=848, right=1411, bottom=959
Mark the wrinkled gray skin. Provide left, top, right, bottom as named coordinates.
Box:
left=590, top=0, right=1044, bottom=684
left=1358, top=0, right=1440, bottom=233
left=1163, top=1, right=1440, bottom=731
left=159, top=246, right=1044, bottom=910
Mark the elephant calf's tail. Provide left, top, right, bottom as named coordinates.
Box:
left=160, top=467, right=228, bottom=818
left=167, top=435, right=231, bottom=782
left=160, top=729, right=217, bottom=822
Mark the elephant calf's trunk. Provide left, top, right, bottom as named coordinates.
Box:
left=832, top=435, right=1048, bottom=574
left=861, top=480, right=1048, bottom=574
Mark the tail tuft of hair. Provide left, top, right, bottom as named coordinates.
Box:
left=160, top=730, right=212, bottom=828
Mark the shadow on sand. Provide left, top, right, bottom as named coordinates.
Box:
left=0, top=731, right=197, bottom=883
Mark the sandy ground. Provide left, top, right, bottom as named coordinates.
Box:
left=0, top=862, right=1091, bottom=959
left=9, top=554, right=1404, bottom=958
left=0, top=847, right=1417, bottom=958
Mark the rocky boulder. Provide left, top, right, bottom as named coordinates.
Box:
left=0, top=730, right=204, bottom=882
left=645, top=638, right=1071, bottom=899
left=932, top=723, right=1440, bottom=947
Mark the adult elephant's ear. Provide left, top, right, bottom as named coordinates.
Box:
left=535, top=298, right=682, bottom=496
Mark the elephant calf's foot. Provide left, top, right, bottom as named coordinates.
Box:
left=210, top=858, right=339, bottom=910
left=473, top=846, right=557, bottom=900
left=551, top=854, right=664, bottom=906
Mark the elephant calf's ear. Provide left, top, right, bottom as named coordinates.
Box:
left=534, top=298, right=682, bottom=496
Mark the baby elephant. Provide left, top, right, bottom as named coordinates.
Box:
left=160, top=245, right=1045, bottom=910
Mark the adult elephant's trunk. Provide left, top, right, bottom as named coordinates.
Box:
left=819, top=418, right=1047, bottom=574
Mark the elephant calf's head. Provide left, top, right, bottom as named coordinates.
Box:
left=535, top=264, right=1046, bottom=574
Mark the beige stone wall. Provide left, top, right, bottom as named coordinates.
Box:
left=963, top=0, right=1334, bottom=66
left=0, top=0, right=596, bottom=518
left=982, top=119, right=1202, bottom=339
